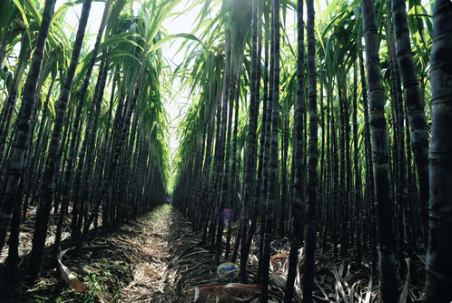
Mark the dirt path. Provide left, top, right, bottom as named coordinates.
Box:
left=115, top=204, right=179, bottom=302
left=0, top=205, right=287, bottom=302
left=0, top=205, right=202, bottom=302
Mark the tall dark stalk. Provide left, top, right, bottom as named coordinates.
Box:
left=254, top=2, right=270, bottom=282
left=352, top=62, right=362, bottom=266
left=361, top=0, right=398, bottom=299
left=257, top=0, right=273, bottom=284
left=303, top=0, right=318, bottom=300
left=0, top=0, right=56, bottom=255
left=0, top=34, right=30, bottom=174
left=426, top=0, right=452, bottom=301
left=67, top=1, right=111, bottom=240
left=29, top=0, right=92, bottom=280
left=392, top=0, right=430, bottom=246
left=284, top=0, right=304, bottom=300
left=261, top=0, right=279, bottom=300
left=238, top=0, right=259, bottom=283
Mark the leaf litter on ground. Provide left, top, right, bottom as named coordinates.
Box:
left=0, top=204, right=428, bottom=302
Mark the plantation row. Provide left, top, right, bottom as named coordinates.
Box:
left=171, top=0, right=451, bottom=302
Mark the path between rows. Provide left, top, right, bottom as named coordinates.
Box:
left=112, top=204, right=263, bottom=303
left=0, top=205, right=260, bottom=303
left=0, top=204, right=399, bottom=302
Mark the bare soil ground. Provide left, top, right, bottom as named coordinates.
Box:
left=0, top=205, right=426, bottom=302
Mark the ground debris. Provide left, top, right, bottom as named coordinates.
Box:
left=0, top=205, right=427, bottom=302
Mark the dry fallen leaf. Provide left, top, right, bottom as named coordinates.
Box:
left=194, top=286, right=200, bottom=302
left=58, top=247, right=88, bottom=293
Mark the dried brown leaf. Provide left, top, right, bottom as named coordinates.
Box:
left=58, top=247, right=87, bottom=293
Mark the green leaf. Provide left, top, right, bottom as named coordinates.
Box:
left=149, top=33, right=207, bottom=53
left=12, top=0, right=32, bottom=49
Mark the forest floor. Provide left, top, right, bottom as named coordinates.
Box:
left=0, top=205, right=427, bottom=302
